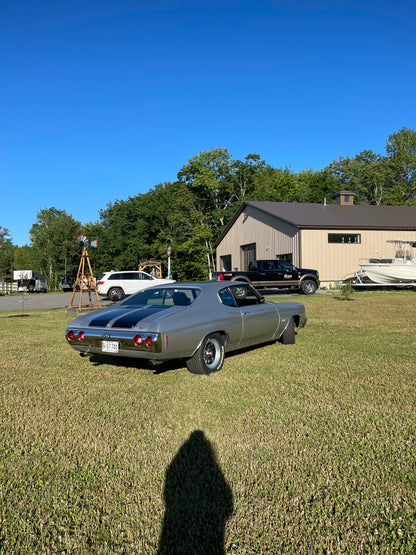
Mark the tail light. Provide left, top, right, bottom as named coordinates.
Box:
left=133, top=335, right=143, bottom=346
left=145, top=336, right=153, bottom=348
left=66, top=330, right=85, bottom=341
left=218, top=273, right=224, bottom=281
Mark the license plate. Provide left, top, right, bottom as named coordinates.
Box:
left=102, top=340, right=119, bottom=353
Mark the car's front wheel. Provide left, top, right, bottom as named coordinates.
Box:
left=108, top=287, right=125, bottom=302
left=186, top=333, right=225, bottom=375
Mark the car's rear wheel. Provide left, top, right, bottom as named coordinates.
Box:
left=280, top=319, right=296, bottom=344
left=108, top=287, right=125, bottom=302
left=300, top=279, right=317, bottom=295
left=186, top=333, right=225, bottom=375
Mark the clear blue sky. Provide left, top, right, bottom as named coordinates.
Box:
left=1, top=0, right=415, bottom=246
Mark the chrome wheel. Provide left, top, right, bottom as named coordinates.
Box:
left=186, top=333, right=225, bottom=374
left=203, top=337, right=222, bottom=370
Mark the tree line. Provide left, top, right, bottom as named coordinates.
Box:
left=1, top=127, right=415, bottom=289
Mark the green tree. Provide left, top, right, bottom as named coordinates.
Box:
left=96, top=195, right=154, bottom=272
left=295, top=168, right=338, bottom=204
left=29, top=208, right=81, bottom=289
left=177, top=148, right=234, bottom=276
left=252, top=166, right=298, bottom=202
left=0, top=226, right=14, bottom=280
left=13, top=245, right=39, bottom=273
left=226, top=153, right=266, bottom=211
left=327, top=151, right=392, bottom=205
left=385, top=127, right=416, bottom=204
left=177, top=148, right=267, bottom=276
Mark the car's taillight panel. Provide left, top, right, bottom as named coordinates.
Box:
left=133, top=334, right=159, bottom=350
left=66, top=329, right=162, bottom=353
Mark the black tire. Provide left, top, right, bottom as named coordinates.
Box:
left=108, top=287, right=125, bottom=302
left=186, top=333, right=225, bottom=375
left=300, top=279, right=317, bottom=295
left=280, top=319, right=296, bottom=344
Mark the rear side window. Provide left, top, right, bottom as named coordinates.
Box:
left=219, top=285, right=262, bottom=307
left=276, top=261, right=294, bottom=272
left=230, top=284, right=262, bottom=307
left=218, top=288, right=237, bottom=307
left=136, top=273, right=152, bottom=280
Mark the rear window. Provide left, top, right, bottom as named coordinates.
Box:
left=121, top=287, right=201, bottom=308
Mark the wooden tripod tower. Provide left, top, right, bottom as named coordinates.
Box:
left=69, top=248, right=102, bottom=309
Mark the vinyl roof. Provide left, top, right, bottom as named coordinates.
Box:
left=215, top=201, right=416, bottom=246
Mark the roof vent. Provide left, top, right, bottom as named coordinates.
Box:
left=332, top=191, right=356, bottom=206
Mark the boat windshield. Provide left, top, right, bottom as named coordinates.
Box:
left=121, top=287, right=201, bottom=308
left=391, top=241, right=415, bottom=263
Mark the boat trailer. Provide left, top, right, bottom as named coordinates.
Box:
left=337, top=271, right=416, bottom=289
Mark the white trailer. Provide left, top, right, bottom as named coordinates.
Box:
left=13, top=270, right=48, bottom=293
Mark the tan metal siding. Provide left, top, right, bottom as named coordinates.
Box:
left=216, top=205, right=300, bottom=271
left=301, top=229, right=416, bottom=282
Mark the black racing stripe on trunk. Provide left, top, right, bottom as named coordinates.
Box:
left=89, top=309, right=128, bottom=328
left=111, top=307, right=166, bottom=328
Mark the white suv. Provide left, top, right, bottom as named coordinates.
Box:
left=97, top=271, right=175, bottom=302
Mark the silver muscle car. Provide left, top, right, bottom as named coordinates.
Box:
left=65, top=281, right=307, bottom=374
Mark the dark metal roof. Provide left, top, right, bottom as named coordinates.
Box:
left=215, top=201, right=416, bottom=246
left=246, top=201, right=416, bottom=229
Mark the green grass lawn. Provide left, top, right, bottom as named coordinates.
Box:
left=0, top=291, right=415, bottom=553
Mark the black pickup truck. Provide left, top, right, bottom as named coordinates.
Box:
left=214, top=260, right=320, bottom=295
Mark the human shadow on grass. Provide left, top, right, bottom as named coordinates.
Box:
left=158, top=430, right=234, bottom=555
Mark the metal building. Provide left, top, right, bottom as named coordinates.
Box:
left=215, top=192, right=416, bottom=285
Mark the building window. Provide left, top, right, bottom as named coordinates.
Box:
left=328, top=233, right=361, bottom=244
left=277, top=253, right=293, bottom=263
left=220, top=255, right=231, bottom=271
left=241, top=243, right=256, bottom=270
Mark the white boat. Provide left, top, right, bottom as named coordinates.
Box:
left=359, top=240, right=416, bottom=284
